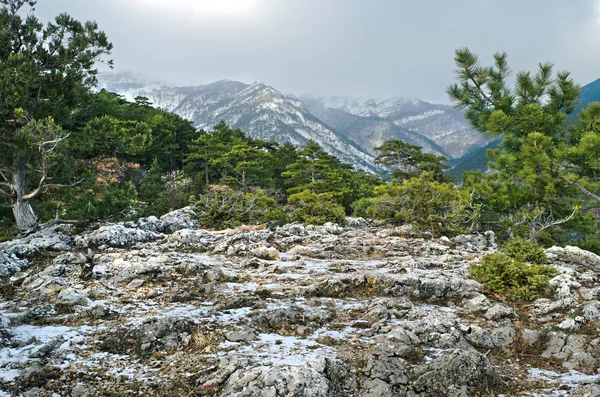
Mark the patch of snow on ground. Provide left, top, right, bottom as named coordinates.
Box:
left=525, top=368, right=600, bottom=396
left=221, top=333, right=334, bottom=367
left=0, top=325, right=93, bottom=382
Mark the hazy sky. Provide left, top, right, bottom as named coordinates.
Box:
left=36, top=0, right=600, bottom=103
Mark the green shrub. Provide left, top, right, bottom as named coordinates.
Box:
left=191, top=186, right=286, bottom=230
left=575, top=240, right=600, bottom=256
left=502, top=238, right=547, bottom=264
left=0, top=224, right=17, bottom=243
left=351, top=197, right=372, bottom=219
left=51, top=181, right=141, bottom=221
left=139, top=166, right=191, bottom=217
left=355, top=174, right=479, bottom=237
left=287, top=190, right=347, bottom=225
left=469, top=252, right=558, bottom=301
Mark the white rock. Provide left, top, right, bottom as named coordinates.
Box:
left=127, top=279, right=145, bottom=289
left=57, top=288, right=89, bottom=306
left=160, top=206, right=199, bottom=233
left=0, top=250, right=27, bottom=278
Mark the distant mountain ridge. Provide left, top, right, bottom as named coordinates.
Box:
left=307, top=96, right=491, bottom=158
left=97, top=72, right=492, bottom=171
left=98, top=73, right=377, bottom=171
left=577, top=77, right=600, bottom=114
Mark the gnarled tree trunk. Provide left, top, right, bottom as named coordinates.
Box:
left=0, top=121, right=72, bottom=232
left=12, top=197, right=38, bottom=231
left=11, top=166, right=38, bottom=231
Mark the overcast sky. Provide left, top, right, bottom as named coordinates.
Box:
left=36, top=0, right=600, bottom=103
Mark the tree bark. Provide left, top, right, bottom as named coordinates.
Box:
left=11, top=166, right=38, bottom=231
left=529, top=223, right=537, bottom=244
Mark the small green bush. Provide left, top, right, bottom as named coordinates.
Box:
left=576, top=240, right=600, bottom=256
left=354, top=174, right=479, bottom=237
left=287, top=190, right=347, bottom=225
left=502, top=238, right=547, bottom=264
left=191, top=186, right=286, bottom=230
left=0, top=224, right=17, bottom=243
left=57, top=181, right=140, bottom=221
left=139, top=166, right=191, bottom=217
left=469, top=252, right=558, bottom=301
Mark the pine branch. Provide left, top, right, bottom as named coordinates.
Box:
left=0, top=188, right=14, bottom=199
left=0, top=168, right=9, bottom=182
left=558, top=175, right=600, bottom=203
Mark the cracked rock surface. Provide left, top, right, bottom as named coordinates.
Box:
left=1, top=210, right=600, bottom=396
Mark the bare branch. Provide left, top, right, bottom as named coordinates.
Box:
left=23, top=140, right=49, bottom=200
left=466, top=72, right=496, bottom=107
left=558, top=175, right=600, bottom=203
left=0, top=168, right=8, bottom=182
left=44, top=179, right=85, bottom=189
left=40, top=133, right=69, bottom=151
left=0, top=187, right=15, bottom=199
left=535, top=207, right=578, bottom=233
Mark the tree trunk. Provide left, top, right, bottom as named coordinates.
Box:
left=507, top=214, right=515, bottom=239
left=529, top=223, right=537, bottom=244
left=508, top=226, right=514, bottom=240
left=12, top=197, right=37, bottom=231
left=12, top=166, right=38, bottom=231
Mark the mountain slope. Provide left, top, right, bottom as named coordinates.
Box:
left=576, top=78, right=600, bottom=114
left=98, top=73, right=493, bottom=171
left=98, top=73, right=377, bottom=171
left=303, top=98, right=448, bottom=158
left=447, top=138, right=501, bottom=182
left=308, top=96, right=491, bottom=159
left=336, top=117, right=448, bottom=158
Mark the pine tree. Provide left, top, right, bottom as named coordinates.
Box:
left=374, top=139, right=450, bottom=182
left=447, top=48, right=594, bottom=242
left=0, top=0, right=112, bottom=230
left=283, top=140, right=353, bottom=197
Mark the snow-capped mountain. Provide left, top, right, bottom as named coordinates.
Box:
left=97, top=73, right=489, bottom=170
left=98, top=73, right=376, bottom=171
left=307, top=96, right=490, bottom=159
left=302, top=97, right=447, bottom=158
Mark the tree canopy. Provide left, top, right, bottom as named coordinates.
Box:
left=374, top=139, right=451, bottom=182
left=448, top=47, right=599, bottom=244
left=0, top=0, right=112, bottom=230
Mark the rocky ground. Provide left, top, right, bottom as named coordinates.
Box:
left=1, top=208, right=600, bottom=396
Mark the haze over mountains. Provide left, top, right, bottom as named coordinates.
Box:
left=98, top=72, right=492, bottom=171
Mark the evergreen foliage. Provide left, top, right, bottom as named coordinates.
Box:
left=283, top=140, right=352, bottom=197
left=0, top=0, right=113, bottom=230
left=374, top=139, right=451, bottom=182
left=190, top=186, right=286, bottom=230
left=355, top=173, right=479, bottom=237
left=1, top=1, right=599, bottom=253
left=502, top=238, right=547, bottom=264
left=186, top=121, right=275, bottom=189
left=138, top=161, right=191, bottom=217
left=449, top=47, right=600, bottom=245
left=469, top=252, right=557, bottom=301
left=287, top=190, right=347, bottom=226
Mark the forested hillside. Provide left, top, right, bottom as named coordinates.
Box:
left=1, top=1, right=600, bottom=256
